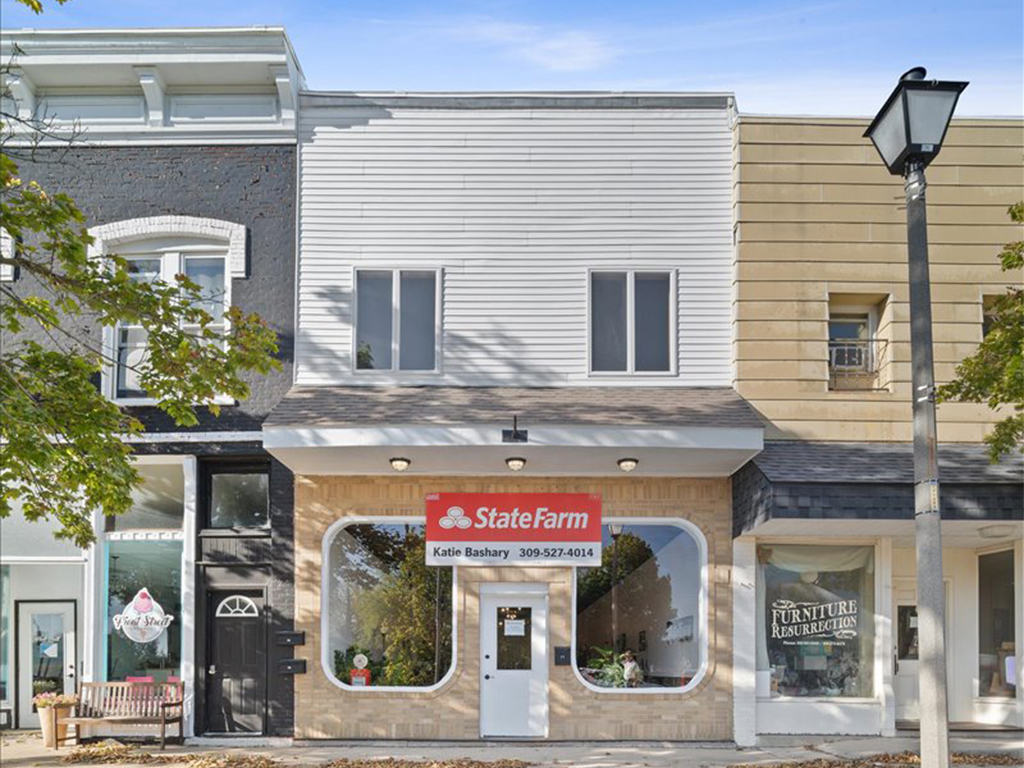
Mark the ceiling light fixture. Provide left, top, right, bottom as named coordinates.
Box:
left=389, top=457, right=411, bottom=472
left=617, top=458, right=639, bottom=473
left=505, top=457, right=526, bottom=472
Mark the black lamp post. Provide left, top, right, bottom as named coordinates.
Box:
left=609, top=523, right=624, bottom=652
left=864, top=67, right=967, bottom=768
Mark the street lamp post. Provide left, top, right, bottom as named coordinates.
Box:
left=864, top=67, right=967, bottom=768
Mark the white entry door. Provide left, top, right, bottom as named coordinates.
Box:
left=480, top=585, right=548, bottom=738
left=17, top=601, right=77, bottom=729
left=893, top=580, right=951, bottom=723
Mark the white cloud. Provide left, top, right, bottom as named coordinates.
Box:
left=453, top=19, right=616, bottom=73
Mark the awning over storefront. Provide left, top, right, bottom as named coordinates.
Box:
left=733, top=441, right=1024, bottom=543
left=263, top=385, right=764, bottom=476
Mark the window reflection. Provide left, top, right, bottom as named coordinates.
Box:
left=575, top=524, right=702, bottom=689
left=978, top=549, right=1016, bottom=698
left=326, top=523, right=453, bottom=688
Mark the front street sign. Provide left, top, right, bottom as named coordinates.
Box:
left=425, top=492, right=603, bottom=566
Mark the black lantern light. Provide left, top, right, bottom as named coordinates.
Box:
left=863, top=67, right=968, bottom=175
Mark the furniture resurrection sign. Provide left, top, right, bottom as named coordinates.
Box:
left=426, top=492, right=602, bottom=566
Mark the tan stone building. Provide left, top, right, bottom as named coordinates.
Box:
left=730, top=116, right=1023, bottom=743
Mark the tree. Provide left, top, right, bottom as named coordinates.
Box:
left=938, top=202, right=1024, bottom=462
left=1, top=2, right=280, bottom=546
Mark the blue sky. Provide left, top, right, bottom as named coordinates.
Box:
left=2, top=0, right=1021, bottom=116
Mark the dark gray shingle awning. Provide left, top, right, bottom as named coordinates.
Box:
left=266, top=385, right=765, bottom=430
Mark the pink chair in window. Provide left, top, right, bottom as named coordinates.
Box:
left=126, top=676, right=155, bottom=683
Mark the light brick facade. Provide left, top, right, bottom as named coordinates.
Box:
left=293, top=475, right=734, bottom=740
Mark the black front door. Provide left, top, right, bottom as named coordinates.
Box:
left=205, top=591, right=266, bottom=734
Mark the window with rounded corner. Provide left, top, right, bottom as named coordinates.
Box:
left=215, top=595, right=259, bottom=618
left=574, top=521, right=705, bottom=691
left=324, top=521, right=454, bottom=689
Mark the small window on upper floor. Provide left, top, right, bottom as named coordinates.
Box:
left=827, top=294, right=891, bottom=392
left=355, top=268, right=439, bottom=372
left=590, top=271, right=674, bottom=374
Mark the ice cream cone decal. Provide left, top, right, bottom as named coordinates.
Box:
left=113, top=587, right=174, bottom=643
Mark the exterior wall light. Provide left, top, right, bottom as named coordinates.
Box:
left=617, top=458, right=639, bottom=473
left=389, top=457, right=411, bottom=472
left=505, top=457, right=526, bottom=472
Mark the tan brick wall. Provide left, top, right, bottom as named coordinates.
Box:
left=294, top=475, right=733, bottom=740
left=732, top=116, right=1024, bottom=442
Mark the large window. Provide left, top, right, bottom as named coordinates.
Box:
left=324, top=521, right=454, bottom=689
left=978, top=549, right=1016, bottom=699
left=106, top=463, right=185, bottom=532
left=757, top=545, right=875, bottom=698
left=355, top=269, right=439, bottom=372
left=105, top=539, right=183, bottom=682
left=574, top=522, right=704, bottom=690
left=113, top=246, right=227, bottom=400
left=590, top=271, right=673, bottom=374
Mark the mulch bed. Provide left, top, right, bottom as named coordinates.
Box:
left=729, top=752, right=1023, bottom=767
left=61, top=743, right=532, bottom=768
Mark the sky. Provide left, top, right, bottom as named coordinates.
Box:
left=2, top=0, right=1022, bottom=116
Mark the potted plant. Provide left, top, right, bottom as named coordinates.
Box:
left=33, top=692, right=79, bottom=748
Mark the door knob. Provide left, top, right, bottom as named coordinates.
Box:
left=484, top=674, right=491, bottom=680
left=208, top=664, right=217, bottom=675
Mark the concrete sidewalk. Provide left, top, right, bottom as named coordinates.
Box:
left=1, top=730, right=1021, bottom=768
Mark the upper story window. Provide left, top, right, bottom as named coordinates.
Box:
left=590, top=271, right=674, bottom=374
left=982, top=295, right=1001, bottom=338
left=89, top=216, right=247, bottom=405
left=116, top=249, right=227, bottom=399
left=355, top=268, right=440, bottom=372
left=827, top=295, right=890, bottom=392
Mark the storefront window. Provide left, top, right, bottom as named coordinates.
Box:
left=574, top=522, right=704, bottom=690
left=324, top=522, right=454, bottom=688
left=758, top=544, right=875, bottom=698
left=106, top=539, right=183, bottom=682
left=107, top=463, right=185, bottom=531
left=978, top=549, right=1016, bottom=698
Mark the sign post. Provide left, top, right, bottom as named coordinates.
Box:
left=426, top=493, right=602, bottom=567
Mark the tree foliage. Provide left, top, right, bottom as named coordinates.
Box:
left=938, top=202, right=1024, bottom=462
left=1, top=13, right=281, bottom=546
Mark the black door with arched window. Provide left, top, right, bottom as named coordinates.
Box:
left=204, top=590, right=266, bottom=734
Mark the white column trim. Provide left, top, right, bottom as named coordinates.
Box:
left=5, top=69, right=36, bottom=120
left=733, top=536, right=757, bottom=746
left=181, top=455, right=197, bottom=738
left=878, top=537, right=896, bottom=736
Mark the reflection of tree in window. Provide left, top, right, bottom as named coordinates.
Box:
left=575, top=525, right=701, bottom=688
left=327, top=524, right=453, bottom=687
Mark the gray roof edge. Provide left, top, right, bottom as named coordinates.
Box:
left=298, top=92, right=733, bottom=111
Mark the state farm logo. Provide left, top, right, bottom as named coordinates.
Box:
left=439, top=506, right=473, bottom=529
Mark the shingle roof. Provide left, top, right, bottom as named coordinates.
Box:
left=753, top=442, right=1023, bottom=485
left=265, top=386, right=765, bottom=430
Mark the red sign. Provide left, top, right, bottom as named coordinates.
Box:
left=426, top=493, right=602, bottom=566
left=350, top=669, right=371, bottom=686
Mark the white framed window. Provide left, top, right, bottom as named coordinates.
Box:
left=88, top=216, right=245, bottom=406
left=108, top=247, right=228, bottom=402
left=572, top=518, right=707, bottom=694
left=321, top=516, right=457, bottom=692
left=215, top=595, right=260, bottom=619
left=353, top=268, right=441, bottom=373
left=589, top=270, right=676, bottom=375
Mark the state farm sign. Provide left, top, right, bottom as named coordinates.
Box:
left=426, top=492, right=602, bottom=566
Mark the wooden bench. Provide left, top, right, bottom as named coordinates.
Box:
left=58, top=681, right=184, bottom=749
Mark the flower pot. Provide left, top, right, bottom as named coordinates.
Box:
left=39, top=706, right=71, bottom=748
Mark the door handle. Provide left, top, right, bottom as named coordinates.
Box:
left=208, top=664, right=217, bottom=675
left=484, top=674, right=491, bottom=680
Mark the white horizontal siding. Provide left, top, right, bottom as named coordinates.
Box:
left=297, top=106, right=733, bottom=386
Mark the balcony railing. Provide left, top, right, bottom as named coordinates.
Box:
left=828, top=338, right=887, bottom=390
